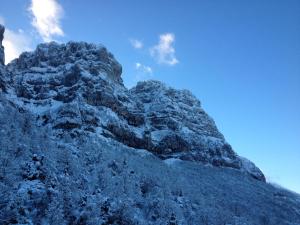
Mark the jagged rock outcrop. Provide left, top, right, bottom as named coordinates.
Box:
left=0, top=26, right=299, bottom=224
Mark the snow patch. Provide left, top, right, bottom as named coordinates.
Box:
left=163, top=158, right=182, bottom=166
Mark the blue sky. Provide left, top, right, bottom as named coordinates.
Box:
left=1, top=0, right=299, bottom=193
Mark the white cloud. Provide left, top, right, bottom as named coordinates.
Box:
left=0, top=17, right=32, bottom=64
left=130, top=39, right=143, bottom=49
left=28, top=0, right=64, bottom=42
left=3, top=29, right=32, bottom=64
left=150, top=33, right=178, bottom=66
left=135, top=62, right=153, bottom=81
left=135, top=62, right=141, bottom=68
left=135, top=62, right=152, bottom=73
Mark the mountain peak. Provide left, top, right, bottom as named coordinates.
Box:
left=8, top=41, right=123, bottom=84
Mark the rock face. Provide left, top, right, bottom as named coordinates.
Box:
left=0, top=24, right=4, bottom=65
left=0, top=26, right=299, bottom=224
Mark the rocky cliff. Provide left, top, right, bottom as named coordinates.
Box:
left=0, top=26, right=299, bottom=225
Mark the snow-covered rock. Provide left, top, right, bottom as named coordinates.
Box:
left=0, top=26, right=299, bottom=224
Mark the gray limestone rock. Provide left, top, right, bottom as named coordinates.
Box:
left=0, top=24, right=4, bottom=45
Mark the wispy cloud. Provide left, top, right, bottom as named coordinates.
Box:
left=150, top=33, right=178, bottom=66
left=28, top=0, right=64, bottom=42
left=130, top=39, right=143, bottom=49
left=136, top=62, right=152, bottom=73
left=135, top=62, right=153, bottom=81
left=0, top=17, right=32, bottom=64
left=3, top=29, right=32, bottom=64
